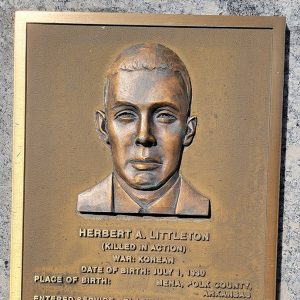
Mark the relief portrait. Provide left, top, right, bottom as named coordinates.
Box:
left=77, top=43, right=210, bottom=216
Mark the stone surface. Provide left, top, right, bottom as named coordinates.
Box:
left=0, top=0, right=299, bottom=299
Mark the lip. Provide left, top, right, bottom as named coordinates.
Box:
left=129, top=159, right=162, bottom=171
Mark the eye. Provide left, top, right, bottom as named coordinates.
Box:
left=155, top=111, right=177, bottom=124
left=115, top=110, right=137, bottom=122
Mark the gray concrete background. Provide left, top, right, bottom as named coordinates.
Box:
left=0, top=0, right=299, bottom=299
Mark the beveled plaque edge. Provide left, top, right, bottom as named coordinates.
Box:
left=265, top=17, right=286, bottom=299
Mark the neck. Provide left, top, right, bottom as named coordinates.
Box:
left=114, top=172, right=180, bottom=204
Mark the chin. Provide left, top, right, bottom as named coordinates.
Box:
left=131, top=173, right=162, bottom=190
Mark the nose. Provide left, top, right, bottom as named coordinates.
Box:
left=135, top=114, right=157, bottom=147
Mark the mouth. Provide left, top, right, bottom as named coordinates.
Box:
left=129, top=158, right=162, bottom=171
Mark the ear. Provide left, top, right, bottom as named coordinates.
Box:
left=183, top=116, right=197, bottom=147
left=95, top=110, right=110, bottom=145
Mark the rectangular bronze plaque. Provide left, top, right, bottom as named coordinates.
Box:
left=11, top=12, right=285, bottom=300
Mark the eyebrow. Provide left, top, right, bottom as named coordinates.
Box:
left=112, top=101, right=138, bottom=110
left=150, top=101, right=180, bottom=112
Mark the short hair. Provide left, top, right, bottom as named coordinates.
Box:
left=104, top=43, right=192, bottom=113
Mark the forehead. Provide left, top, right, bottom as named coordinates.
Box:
left=106, top=70, right=189, bottom=110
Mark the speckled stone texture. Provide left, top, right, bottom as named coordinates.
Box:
left=0, top=1, right=299, bottom=299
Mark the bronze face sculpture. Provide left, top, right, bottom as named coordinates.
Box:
left=77, top=43, right=210, bottom=216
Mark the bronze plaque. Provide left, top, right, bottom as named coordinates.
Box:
left=11, top=12, right=285, bottom=300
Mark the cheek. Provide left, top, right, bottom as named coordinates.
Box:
left=108, top=122, right=136, bottom=154
left=156, top=121, right=185, bottom=141
left=156, top=119, right=186, bottom=137
left=156, top=124, right=185, bottom=158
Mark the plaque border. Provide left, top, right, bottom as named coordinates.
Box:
left=11, top=11, right=285, bottom=300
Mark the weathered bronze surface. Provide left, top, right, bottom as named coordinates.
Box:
left=11, top=12, right=285, bottom=300
left=78, top=43, right=210, bottom=216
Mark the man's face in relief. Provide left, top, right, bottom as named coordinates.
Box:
left=98, top=69, right=197, bottom=191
